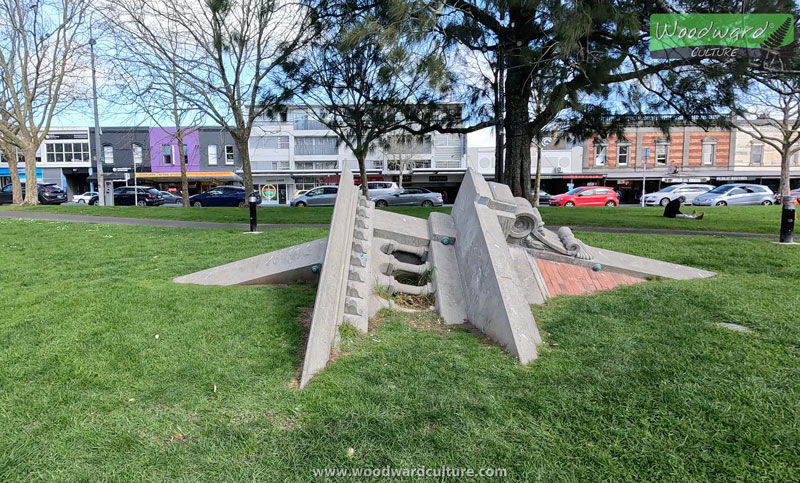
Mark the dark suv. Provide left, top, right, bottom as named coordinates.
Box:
left=89, top=186, right=165, bottom=206
left=0, top=183, right=67, bottom=205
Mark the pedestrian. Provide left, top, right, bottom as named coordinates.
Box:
left=663, top=196, right=704, bottom=220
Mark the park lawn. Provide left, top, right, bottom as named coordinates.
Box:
left=538, top=204, right=782, bottom=234
left=0, top=204, right=450, bottom=225
left=1, top=203, right=784, bottom=234
left=1, top=219, right=799, bottom=480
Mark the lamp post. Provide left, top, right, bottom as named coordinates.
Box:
left=641, top=147, right=650, bottom=207
left=89, top=33, right=105, bottom=206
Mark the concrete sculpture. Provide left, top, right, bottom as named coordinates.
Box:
left=175, top=168, right=714, bottom=388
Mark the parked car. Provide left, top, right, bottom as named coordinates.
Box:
left=104, top=186, right=165, bottom=206
left=372, top=187, right=443, bottom=207
left=774, top=188, right=800, bottom=204
left=160, top=191, right=183, bottom=204
left=549, top=186, right=618, bottom=207
left=530, top=189, right=552, bottom=204
left=0, top=183, right=67, bottom=205
left=291, top=185, right=339, bottom=207
left=72, top=191, right=98, bottom=204
left=189, top=186, right=254, bottom=207
left=643, top=184, right=715, bottom=206
left=692, top=184, right=774, bottom=206
left=359, top=181, right=399, bottom=197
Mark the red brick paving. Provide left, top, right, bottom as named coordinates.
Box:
left=535, top=259, right=645, bottom=297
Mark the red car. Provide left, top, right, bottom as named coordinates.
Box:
left=549, top=186, right=618, bottom=207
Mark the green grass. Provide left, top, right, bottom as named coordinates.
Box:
left=1, top=219, right=799, bottom=480
left=539, top=205, right=783, bottom=234
left=1, top=203, right=784, bottom=234
left=0, top=204, right=451, bottom=225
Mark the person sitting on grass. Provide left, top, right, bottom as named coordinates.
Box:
left=664, top=196, right=705, bottom=220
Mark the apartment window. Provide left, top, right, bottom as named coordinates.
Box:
left=103, top=145, right=114, bottom=164
left=162, top=145, right=172, bottom=165
left=655, top=143, right=668, bottom=165
left=617, top=144, right=629, bottom=166
left=368, top=159, right=384, bottom=170
left=132, top=143, right=143, bottom=164
left=437, top=135, right=462, bottom=147
left=260, top=136, right=290, bottom=149
left=594, top=143, right=607, bottom=166
left=45, top=142, right=90, bottom=162
left=295, top=161, right=338, bottom=170
left=750, top=143, right=764, bottom=165
left=701, top=138, right=716, bottom=165
left=293, top=112, right=327, bottom=130
left=208, top=145, right=217, bottom=165
left=792, top=152, right=798, bottom=166
left=225, top=145, right=234, bottom=165
left=295, top=137, right=338, bottom=155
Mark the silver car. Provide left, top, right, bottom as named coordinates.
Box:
left=372, top=187, right=443, bottom=207
left=643, top=184, right=714, bottom=206
left=692, top=183, right=775, bottom=206
left=291, top=185, right=339, bottom=206
left=359, top=181, right=399, bottom=197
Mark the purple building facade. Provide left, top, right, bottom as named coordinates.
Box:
left=148, top=127, right=201, bottom=172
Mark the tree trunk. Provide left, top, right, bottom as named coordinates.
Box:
left=1, top=144, right=23, bottom=204
left=176, top=133, right=190, bottom=207
left=533, top=138, right=542, bottom=207
left=503, top=49, right=533, bottom=198
left=780, top=149, right=791, bottom=202
left=356, top=151, right=369, bottom=199
left=234, top=132, right=254, bottom=196
left=22, top=145, right=38, bottom=205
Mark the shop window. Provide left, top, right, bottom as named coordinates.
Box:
left=750, top=143, right=763, bottom=165
left=617, top=144, right=629, bottom=166
left=102, top=145, right=114, bottom=164
left=132, top=144, right=143, bottom=165
left=594, top=143, right=607, bottom=166
left=162, top=145, right=172, bottom=165
left=655, top=143, right=668, bottom=165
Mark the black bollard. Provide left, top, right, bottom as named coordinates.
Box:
left=248, top=192, right=259, bottom=232
left=779, top=196, right=796, bottom=243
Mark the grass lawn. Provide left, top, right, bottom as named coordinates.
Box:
left=1, top=203, right=784, bottom=235
left=1, top=219, right=799, bottom=480
left=0, top=204, right=451, bottom=225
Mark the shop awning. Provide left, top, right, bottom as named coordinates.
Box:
left=134, top=171, right=242, bottom=183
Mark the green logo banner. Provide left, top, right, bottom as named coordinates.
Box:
left=650, top=14, right=795, bottom=58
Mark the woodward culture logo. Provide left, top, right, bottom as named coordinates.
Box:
left=650, top=13, right=795, bottom=59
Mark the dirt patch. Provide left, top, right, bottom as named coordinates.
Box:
left=392, top=292, right=435, bottom=310
left=291, top=307, right=314, bottom=387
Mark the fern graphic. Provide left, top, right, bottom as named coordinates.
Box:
left=762, top=17, right=793, bottom=49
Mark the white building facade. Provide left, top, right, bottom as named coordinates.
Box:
left=247, top=105, right=468, bottom=204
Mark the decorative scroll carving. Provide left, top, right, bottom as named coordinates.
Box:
left=508, top=197, right=593, bottom=260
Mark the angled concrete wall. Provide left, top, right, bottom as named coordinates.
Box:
left=299, top=169, right=358, bottom=388
left=451, top=169, right=542, bottom=363
left=173, top=238, right=327, bottom=286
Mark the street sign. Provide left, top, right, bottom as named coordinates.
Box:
left=113, top=167, right=130, bottom=172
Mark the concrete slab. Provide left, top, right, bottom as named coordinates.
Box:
left=173, top=237, right=327, bottom=286
left=300, top=169, right=358, bottom=389
left=451, top=169, right=542, bottom=363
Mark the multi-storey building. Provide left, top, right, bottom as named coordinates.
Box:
left=133, top=127, right=242, bottom=194
left=467, top=139, right=586, bottom=195
left=247, top=104, right=467, bottom=204
left=581, top=116, right=800, bottom=202
left=0, top=127, right=92, bottom=197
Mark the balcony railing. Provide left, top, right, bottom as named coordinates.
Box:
left=293, top=118, right=329, bottom=130
left=294, top=161, right=338, bottom=170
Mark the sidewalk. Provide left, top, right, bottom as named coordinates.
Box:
left=0, top=210, right=775, bottom=239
